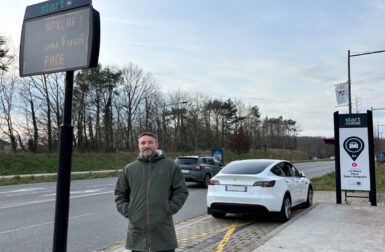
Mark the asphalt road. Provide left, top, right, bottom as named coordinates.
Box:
left=0, top=178, right=208, bottom=252
left=0, top=161, right=334, bottom=251
left=294, top=161, right=335, bottom=179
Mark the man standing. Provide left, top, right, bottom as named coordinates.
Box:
left=115, top=132, right=188, bottom=252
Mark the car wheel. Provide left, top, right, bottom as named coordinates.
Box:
left=304, top=186, right=313, bottom=208
left=211, top=210, right=226, bottom=218
left=202, top=174, right=211, bottom=188
left=278, top=195, right=291, bottom=222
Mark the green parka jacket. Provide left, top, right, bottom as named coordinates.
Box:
left=115, top=150, right=188, bottom=251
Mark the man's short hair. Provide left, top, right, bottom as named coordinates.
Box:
left=138, top=132, right=158, bottom=142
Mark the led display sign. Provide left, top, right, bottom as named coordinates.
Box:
left=20, top=2, right=99, bottom=76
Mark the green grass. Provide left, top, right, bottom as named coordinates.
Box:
left=0, top=148, right=314, bottom=186
left=311, top=163, right=385, bottom=193
left=222, top=149, right=309, bottom=163
left=0, top=149, right=313, bottom=176
left=0, top=152, right=138, bottom=175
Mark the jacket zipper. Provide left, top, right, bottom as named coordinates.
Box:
left=147, top=161, right=152, bottom=252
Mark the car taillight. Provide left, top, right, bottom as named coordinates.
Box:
left=195, top=165, right=201, bottom=170
left=208, top=179, right=220, bottom=185
left=253, top=180, right=275, bottom=187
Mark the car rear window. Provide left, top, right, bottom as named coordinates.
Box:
left=221, top=160, right=274, bottom=174
left=176, top=158, right=198, bottom=165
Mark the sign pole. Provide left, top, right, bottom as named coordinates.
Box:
left=334, top=111, right=342, bottom=204
left=52, top=71, right=74, bottom=252
left=20, top=2, right=99, bottom=250
left=367, top=110, right=377, bottom=206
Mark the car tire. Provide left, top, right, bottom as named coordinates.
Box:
left=202, top=174, right=211, bottom=188
left=278, top=195, right=291, bottom=222
left=304, top=186, right=313, bottom=208
left=211, top=210, right=226, bottom=218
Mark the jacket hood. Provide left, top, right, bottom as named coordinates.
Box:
left=138, top=149, right=165, bottom=162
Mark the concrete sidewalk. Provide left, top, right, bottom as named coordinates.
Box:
left=255, top=204, right=385, bottom=251
left=100, top=191, right=385, bottom=252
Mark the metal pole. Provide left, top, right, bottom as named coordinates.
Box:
left=347, top=49, right=385, bottom=114
left=52, top=71, right=74, bottom=252
left=378, top=124, right=380, bottom=139
left=367, top=110, right=377, bottom=206
left=334, top=111, right=342, bottom=204
left=348, top=50, right=352, bottom=114
left=162, top=102, right=165, bottom=151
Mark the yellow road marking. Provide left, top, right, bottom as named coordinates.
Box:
left=177, top=221, right=253, bottom=243
left=95, top=220, right=253, bottom=251
left=215, top=220, right=239, bottom=252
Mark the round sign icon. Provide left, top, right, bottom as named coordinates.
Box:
left=352, top=163, right=357, bottom=167
left=343, top=136, right=364, bottom=161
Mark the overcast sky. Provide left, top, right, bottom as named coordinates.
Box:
left=2, top=0, right=385, bottom=137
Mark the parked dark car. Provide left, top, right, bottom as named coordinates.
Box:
left=175, top=155, right=223, bottom=188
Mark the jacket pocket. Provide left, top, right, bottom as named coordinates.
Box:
left=151, top=202, right=172, bottom=225
left=126, top=226, right=146, bottom=249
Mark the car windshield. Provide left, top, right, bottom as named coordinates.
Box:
left=176, top=158, right=198, bottom=165
left=221, top=160, right=274, bottom=174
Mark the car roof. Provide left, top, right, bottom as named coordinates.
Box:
left=228, top=159, right=286, bottom=164
left=225, top=159, right=288, bottom=168
left=176, top=155, right=212, bottom=159
left=217, top=159, right=288, bottom=175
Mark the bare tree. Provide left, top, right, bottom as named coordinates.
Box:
left=19, top=78, right=40, bottom=152
left=167, top=90, right=189, bottom=151
left=117, top=63, right=157, bottom=150
left=29, top=74, right=55, bottom=151
left=0, top=74, right=18, bottom=151
left=186, top=93, right=206, bottom=151
left=48, top=73, right=65, bottom=144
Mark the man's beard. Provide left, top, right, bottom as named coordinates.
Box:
left=141, top=149, right=156, bottom=158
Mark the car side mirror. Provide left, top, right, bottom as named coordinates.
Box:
left=300, top=172, right=306, bottom=177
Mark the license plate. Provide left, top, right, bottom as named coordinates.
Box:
left=181, top=169, right=189, bottom=173
left=226, top=185, right=247, bottom=192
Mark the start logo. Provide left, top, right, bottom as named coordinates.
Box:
left=40, top=0, right=65, bottom=15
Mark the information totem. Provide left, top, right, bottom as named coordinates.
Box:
left=334, top=111, right=376, bottom=206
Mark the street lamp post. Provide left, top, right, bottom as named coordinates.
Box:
left=347, top=49, right=385, bottom=114
left=161, top=101, right=188, bottom=151
left=348, top=50, right=351, bottom=114
left=378, top=125, right=385, bottom=139
left=371, top=107, right=385, bottom=139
